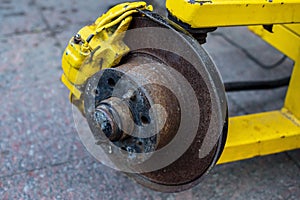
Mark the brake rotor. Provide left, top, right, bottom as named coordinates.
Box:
left=82, top=11, right=228, bottom=192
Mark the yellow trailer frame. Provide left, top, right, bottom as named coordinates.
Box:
left=167, top=0, right=300, bottom=164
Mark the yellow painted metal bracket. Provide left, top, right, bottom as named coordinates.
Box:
left=249, top=24, right=300, bottom=61
left=218, top=110, right=300, bottom=164
left=218, top=46, right=300, bottom=164
left=286, top=57, right=300, bottom=120
left=165, top=0, right=300, bottom=163
left=218, top=19, right=300, bottom=164
left=165, top=0, right=300, bottom=164
left=249, top=24, right=300, bottom=119
left=166, top=0, right=300, bottom=28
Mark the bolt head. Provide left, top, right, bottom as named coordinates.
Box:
left=94, top=106, right=122, bottom=142
left=73, top=34, right=82, bottom=44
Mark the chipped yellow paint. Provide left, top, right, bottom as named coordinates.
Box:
left=167, top=0, right=300, bottom=28
left=61, top=2, right=152, bottom=110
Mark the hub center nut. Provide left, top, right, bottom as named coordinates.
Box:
left=94, top=105, right=119, bottom=141
left=94, top=97, right=135, bottom=142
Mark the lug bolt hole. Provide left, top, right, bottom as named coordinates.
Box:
left=141, top=115, right=150, bottom=125
left=130, top=94, right=137, bottom=102
left=121, top=147, right=126, bottom=151
left=107, top=78, right=116, bottom=87
left=93, top=88, right=99, bottom=96
left=137, top=141, right=143, bottom=146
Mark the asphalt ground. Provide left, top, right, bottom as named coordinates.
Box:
left=0, top=0, right=299, bottom=199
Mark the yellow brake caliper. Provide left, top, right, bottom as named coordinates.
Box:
left=61, top=2, right=153, bottom=113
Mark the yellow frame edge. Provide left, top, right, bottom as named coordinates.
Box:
left=165, top=0, right=300, bottom=163
left=166, top=0, right=300, bottom=28
left=218, top=110, right=300, bottom=164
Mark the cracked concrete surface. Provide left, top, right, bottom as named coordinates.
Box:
left=0, top=0, right=299, bottom=199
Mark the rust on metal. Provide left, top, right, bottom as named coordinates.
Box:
left=83, top=13, right=227, bottom=192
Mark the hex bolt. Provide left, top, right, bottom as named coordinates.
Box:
left=94, top=108, right=115, bottom=140
left=73, top=34, right=82, bottom=44
left=94, top=104, right=126, bottom=142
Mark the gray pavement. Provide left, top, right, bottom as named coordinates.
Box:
left=0, top=0, right=299, bottom=199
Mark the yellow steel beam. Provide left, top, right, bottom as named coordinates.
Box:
left=285, top=52, right=300, bottom=119
left=218, top=22, right=300, bottom=164
left=218, top=110, right=300, bottom=164
left=166, top=0, right=300, bottom=28
left=249, top=24, right=300, bottom=61
left=249, top=25, right=300, bottom=119
left=283, top=24, right=300, bottom=37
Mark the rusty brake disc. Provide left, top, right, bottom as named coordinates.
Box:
left=82, top=11, right=228, bottom=192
